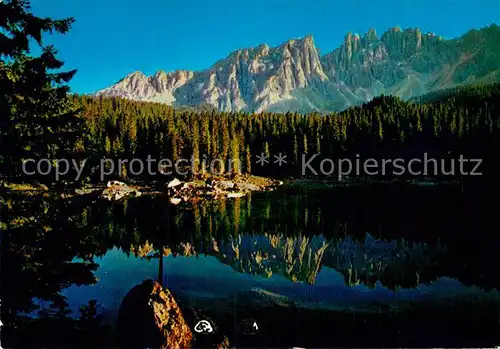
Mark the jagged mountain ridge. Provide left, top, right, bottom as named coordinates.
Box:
left=95, top=24, right=500, bottom=112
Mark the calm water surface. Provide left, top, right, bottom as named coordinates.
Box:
left=20, top=184, right=500, bottom=346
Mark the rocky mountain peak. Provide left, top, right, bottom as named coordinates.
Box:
left=342, top=32, right=363, bottom=60
left=365, top=28, right=378, bottom=41
left=286, top=34, right=315, bottom=46
left=111, top=71, right=149, bottom=93
left=268, top=35, right=328, bottom=94
left=128, top=71, right=147, bottom=78
left=120, top=71, right=148, bottom=84
left=150, top=69, right=194, bottom=94
left=95, top=69, right=194, bottom=104
left=279, top=34, right=317, bottom=56
left=379, top=26, right=430, bottom=58
left=153, top=70, right=167, bottom=79
left=169, top=35, right=329, bottom=112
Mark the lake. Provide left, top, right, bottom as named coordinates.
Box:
left=4, top=182, right=500, bottom=347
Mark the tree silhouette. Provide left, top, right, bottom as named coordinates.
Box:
left=0, top=0, right=85, bottom=187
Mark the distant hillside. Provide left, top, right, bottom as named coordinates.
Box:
left=410, top=82, right=500, bottom=104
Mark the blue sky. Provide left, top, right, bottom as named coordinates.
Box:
left=30, top=0, right=499, bottom=94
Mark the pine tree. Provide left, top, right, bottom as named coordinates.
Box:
left=245, top=145, right=252, bottom=174
left=104, top=136, right=111, bottom=155
left=293, top=134, right=298, bottom=164
left=201, top=117, right=211, bottom=157
left=458, top=111, right=465, bottom=138
left=416, top=111, right=423, bottom=133
left=120, top=163, right=128, bottom=180
left=0, top=0, right=84, bottom=186
left=192, top=120, right=200, bottom=174
left=230, top=135, right=240, bottom=175
left=315, top=130, right=321, bottom=154
left=450, top=112, right=457, bottom=135
left=302, top=134, right=308, bottom=155
left=263, top=141, right=270, bottom=158
left=433, top=114, right=440, bottom=138
left=220, top=117, right=230, bottom=174
left=171, top=133, right=180, bottom=163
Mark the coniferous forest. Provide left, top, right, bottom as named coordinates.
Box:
left=5, top=83, right=500, bottom=188
left=60, top=83, right=500, bottom=190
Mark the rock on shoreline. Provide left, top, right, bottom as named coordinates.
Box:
left=97, top=176, right=282, bottom=203
left=166, top=175, right=281, bottom=205
left=116, top=279, right=193, bottom=348
left=101, top=180, right=142, bottom=201
left=41, top=175, right=285, bottom=202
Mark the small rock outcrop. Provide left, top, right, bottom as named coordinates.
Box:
left=166, top=176, right=279, bottom=205
left=167, top=178, right=183, bottom=188
left=101, top=181, right=141, bottom=201
left=170, top=197, right=182, bottom=205
left=116, top=279, right=193, bottom=349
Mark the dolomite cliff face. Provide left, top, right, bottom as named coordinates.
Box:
left=95, top=24, right=500, bottom=112
left=172, top=35, right=328, bottom=112
left=97, top=70, right=194, bottom=104
left=97, top=36, right=328, bottom=112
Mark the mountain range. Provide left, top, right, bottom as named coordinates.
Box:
left=94, top=24, right=500, bottom=113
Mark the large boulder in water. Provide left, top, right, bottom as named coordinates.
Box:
left=116, top=279, right=193, bottom=348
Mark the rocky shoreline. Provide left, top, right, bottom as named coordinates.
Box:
left=96, top=175, right=457, bottom=203
left=6, top=176, right=458, bottom=202
left=99, top=175, right=283, bottom=203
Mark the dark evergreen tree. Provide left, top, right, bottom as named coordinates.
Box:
left=0, top=0, right=84, bottom=187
